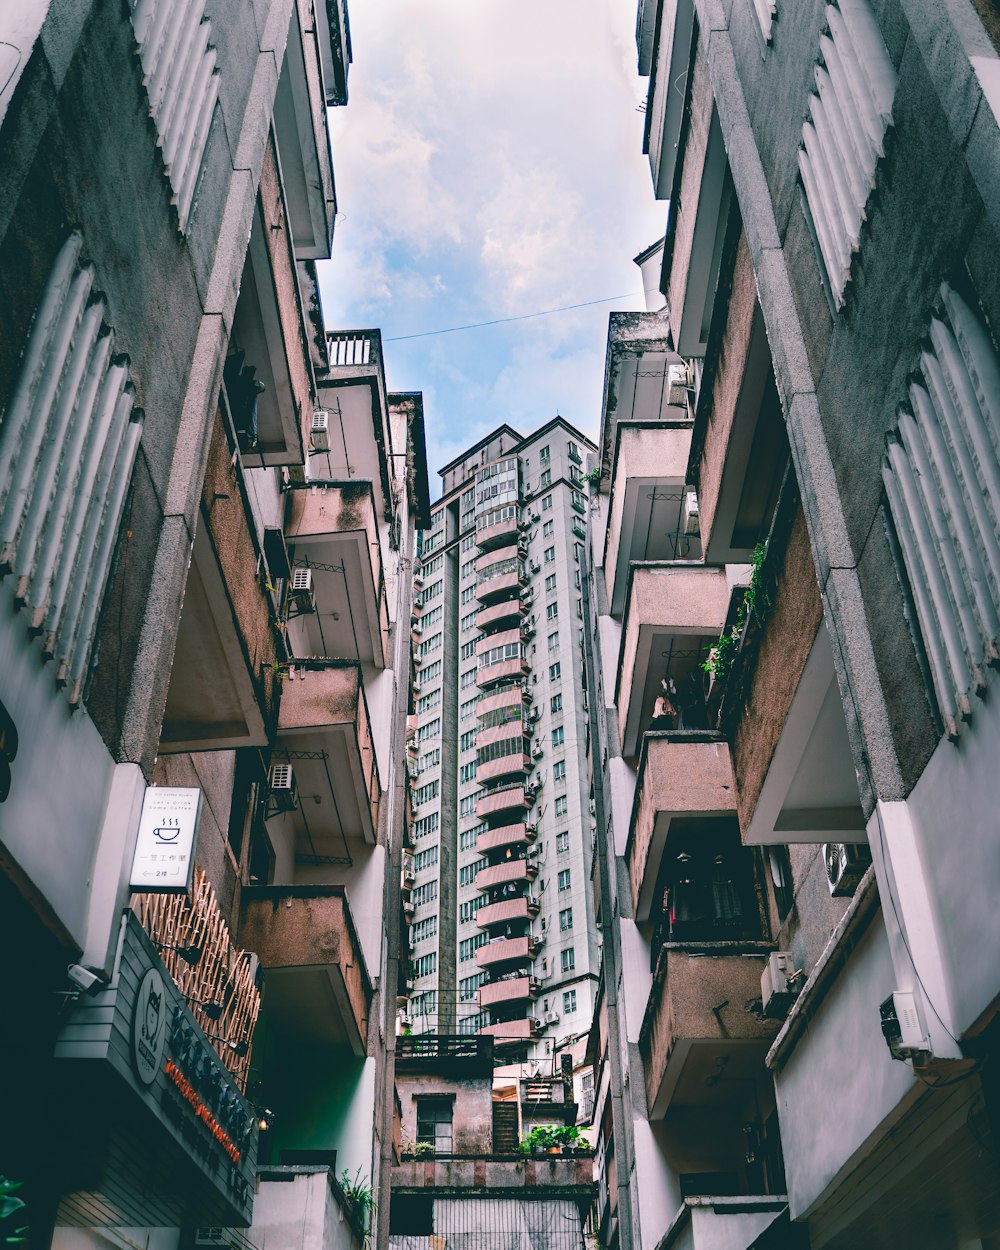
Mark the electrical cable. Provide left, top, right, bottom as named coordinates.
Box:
left=384, top=292, right=644, bottom=342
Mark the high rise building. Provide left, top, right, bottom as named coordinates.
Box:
left=404, top=422, right=600, bottom=1061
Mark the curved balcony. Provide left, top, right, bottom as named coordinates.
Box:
left=479, top=975, right=540, bottom=1008
left=477, top=823, right=536, bottom=854
left=476, top=783, right=534, bottom=821
left=478, top=1018, right=541, bottom=1047
left=477, top=657, right=529, bottom=690
left=476, top=599, right=525, bottom=632
left=476, top=935, right=539, bottom=969
left=477, top=684, right=526, bottom=717
left=476, top=718, right=525, bottom=751
left=476, top=859, right=537, bottom=891
left=476, top=510, right=520, bottom=552
left=477, top=751, right=531, bottom=784
left=476, top=896, right=540, bottom=929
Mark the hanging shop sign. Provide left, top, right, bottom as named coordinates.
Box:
left=130, top=786, right=202, bottom=892
left=54, top=913, right=256, bottom=1228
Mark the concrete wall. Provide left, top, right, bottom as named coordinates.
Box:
left=396, top=1072, right=494, bottom=1154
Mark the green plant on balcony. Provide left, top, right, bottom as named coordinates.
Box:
left=552, top=1124, right=587, bottom=1153
left=702, top=541, right=770, bottom=686
left=518, top=1124, right=584, bottom=1155
left=0, top=1177, right=27, bottom=1246
left=584, top=466, right=601, bottom=486
left=338, top=1168, right=376, bottom=1244
left=413, top=1140, right=436, bottom=1158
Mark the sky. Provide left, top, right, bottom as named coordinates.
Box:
left=318, top=0, right=666, bottom=492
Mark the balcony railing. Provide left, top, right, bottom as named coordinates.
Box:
left=476, top=935, right=538, bottom=969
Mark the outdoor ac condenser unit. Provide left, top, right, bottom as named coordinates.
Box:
left=310, top=410, right=331, bottom=451
left=824, top=843, right=872, bottom=896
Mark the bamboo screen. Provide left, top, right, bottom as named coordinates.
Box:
left=131, top=869, right=261, bottom=1091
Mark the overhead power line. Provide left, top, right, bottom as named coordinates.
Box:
left=384, top=292, right=646, bottom=342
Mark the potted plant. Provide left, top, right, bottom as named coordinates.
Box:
left=413, top=1140, right=436, bottom=1159
left=517, top=1125, right=556, bottom=1156
left=553, top=1125, right=586, bottom=1155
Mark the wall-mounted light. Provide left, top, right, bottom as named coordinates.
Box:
left=155, top=940, right=203, bottom=967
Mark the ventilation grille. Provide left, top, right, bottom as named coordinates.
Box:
left=0, top=232, right=144, bottom=705
left=798, top=1, right=897, bottom=306
left=130, top=0, right=220, bottom=232
left=882, top=283, right=1000, bottom=739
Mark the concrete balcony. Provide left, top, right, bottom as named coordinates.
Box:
left=476, top=718, right=526, bottom=752
left=604, top=422, right=698, bottom=617
left=476, top=684, right=527, bottom=717
left=639, top=943, right=779, bottom=1118
left=657, top=1198, right=790, bottom=1250
left=284, top=481, right=389, bottom=665
left=476, top=935, right=539, bottom=970
left=476, top=783, right=534, bottom=821
left=616, top=563, right=730, bottom=758
left=252, top=1167, right=365, bottom=1250
left=239, top=886, right=372, bottom=1052
left=476, top=896, right=539, bottom=930
left=476, top=859, right=538, bottom=891
left=478, top=1017, right=541, bottom=1047
left=477, top=751, right=532, bottom=784
left=476, top=511, right=520, bottom=551
left=477, top=823, right=536, bottom=854
left=477, top=657, right=529, bottom=690
left=627, top=731, right=735, bottom=919
left=479, top=975, right=540, bottom=1007
left=275, top=661, right=381, bottom=852
left=391, top=1152, right=592, bottom=1191
left=319, top=331, right=394, bottom=531
left=476, top=598, right=525, bottom=631
left=476, top=625, right=524, bottom=657
left=476, top=549, right=525, bottom=604
left=161, top=409, right=280, bottom=752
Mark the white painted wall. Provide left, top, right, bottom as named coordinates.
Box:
left=773, top=915, right=916, bottom=1219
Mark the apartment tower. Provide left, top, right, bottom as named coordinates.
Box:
left=405, top=422, right=599, bottom=1061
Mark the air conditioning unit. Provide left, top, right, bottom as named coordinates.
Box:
left=290, top=567, right=316, bottom=613
left=413, top=571, right=424, bottom=589
left=403, top=901, right=415, bottom=917
left=526, top=895, right=539, bottom=909
left=532, top=742, right=543, bottom=759
left=405, top=978, right=416, bottom=991
left=543, top=1010, right=560, bottom=1025
left=682, top=488, right=700, bottom=536
left=310, top=409, right=331, bottom=450
left=824, top=843, right=872, bottom=897
left=268, top=763, right=297, bottom=812
left=399, top=1012, right=413, bottom=1028
left=528, top=706, right=540, bottom=722
left=529, top=511, right=540, bottom=524
left=529, top=559, right=541, bottom=574
left=524, top=820, right=539, bottom=834
left=760, top=951, right=798, bottom=1020
left=411, top=619, right=423, bottom=636
left=879, top=990, right=930, bottom=1061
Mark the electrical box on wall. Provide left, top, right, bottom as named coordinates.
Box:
left=880, top=991, right=930, bottom=1061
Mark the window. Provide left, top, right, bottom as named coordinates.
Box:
left=554, top=795, right=568, bottom=817
left=543, top=521, right=554, bottom=539
left=414, top=846, right=439, bottom=872
left=540, top=445, right=550, bottom=463
left=416, top=1099, right=453, bottom=1153
left=553, top=760, right=566, bottom=782
left=461, top=585, right=476, bottom=605
left=415, top=779, right=440, bottom=804
left=546, top=603, right=558, bottom=621
left=460, top=761, right=477, bottom=784
left=549, top=662, right=561, bottom=681
left=461, top=640, right=477, bottom=660
left=418, top=635, right=442, bottom=657
left=459, top=894, right=487, bottom=923
left=412, top=953, right=437, bottom=979
left=559, top=908, right=573, bottom=932
left=421, top=555, right=443, bottom=577
left=542, top=494, right=553, bottom=512
left=461, top=610, right=478, bottom=633
left=563, top=989, right=577, bottom=1014
left=421, top=580, right=442, bottom=603
left=460, top=795, right=477, bottom=817
left=418, top=748, right=441, bottom=772
left=460, top=729, right=476, bottom=752
left=459, top=857, right=488, bottom=886
left=413, top=813, right=440, bottom=840
left=460, top=697, right=477, bottom=722
left=571, top=490, right=585, bottom=514
left=540, top=469, right=552, bottom=488
left=420, top=660, right=442, bottom=684
left=561, top=947, right=575, bottom=972
left=558, top=868, right=571, bottom=892
left=545, top=577, right=557, bottom=598
left=477, top=735, right=529, bottom=766
left=459, top=1011, right=489, bottom=1034
left=550, top=694, right=563, bottom=714
left=548, top=632, right=560, bottom=652
left=570, top=465, right=584, bottom=484
left=567, top=440, right=579, bottom=461
left=417, top=685, right=442, bottom=715
left=412, top=990, right=436, bottom=1017
left=460, top=933, right=487, bottom=961
left=478, top=641, right=522, bottom=668
left=552, top=726, right=565, bottom=746
left=556, top=831, right=569, bottom=854
left=411, top=915, right=438, bottom=943
left=459, top=973, right=485, bottom=1001
left=461, top=667, right=478, bottom=689
left=413, top=881, right=438, bottom=906
left=544, top=546, right=555, bottom=564
left=461, top=532, right=476, bottom=552
left=459, top=827, right=480, bottom=850
left=461, top=558, right=476, bottom=579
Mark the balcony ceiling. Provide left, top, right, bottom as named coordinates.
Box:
left=315, top=372, right=391, bottom=523
left=161, top=525, right=267, bottom=752
left=745, top=623, right=866, bottom=843
left=263, top=966, right=358, bottom=1048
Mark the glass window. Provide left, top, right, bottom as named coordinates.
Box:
left=540, top=469, right=552, bottom=488
left=555, top=796, right=568, bottom=817
left=548, top=632, right=560, bottom=652
left=547, top=603, right=558, bottom=621
left=552, top=726, right=565, bottom=746
left=549, top=662, right=561, bottom=680
left=540, top=446, right=550, bottom=463
left=553, top=760, right=566, bottom=781
left=417, top=1098, right=453, bottom=1152
left=558, top=869, right=571, bottom=891
left=556, top=831, right=569, bottom=853
left=559, top=908, right=573, bottom=932
left=544, top=546, right=555, bottom=564
left=563, top=989, right=577, bottom=1013
left=542, top=495, right=553, bottom=512
left=561, top=947, right=575, bottom=972
left=545, top=573, right=557, bottom=593
left=550, top=694, right=562, bottom=714
left=543, top=521, right=554, bottom=538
